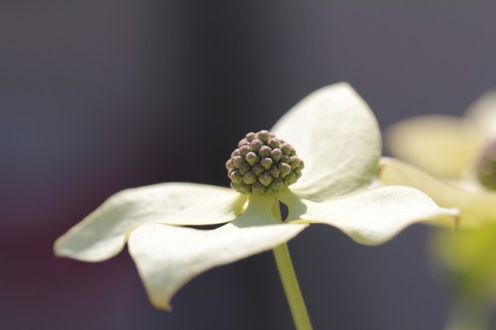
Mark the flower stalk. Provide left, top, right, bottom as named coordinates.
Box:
left=272, top=202, right=313, bottom=330
left=272, top=243, right=313, bottom=330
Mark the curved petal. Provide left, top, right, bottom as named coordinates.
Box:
left=54, top=183, right=246, bottom=262
left=379, top=158, right=496, bottom=228
left=280, top=186, right=457, bottom=245
left=271, top=82, right=381, bottom=201
left=128, top=195, right=307, bottom=310
left=465, top=89, right=496, bottom=138
left=386, top=115, right=485, bottom=179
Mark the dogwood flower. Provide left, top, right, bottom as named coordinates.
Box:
left=380, top=90, right=496, bottom=328
left=54, top=83, right=456, bottom=315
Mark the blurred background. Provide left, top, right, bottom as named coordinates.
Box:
left=2, top=0, right=496, bottom=329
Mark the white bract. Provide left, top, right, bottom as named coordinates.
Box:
left=54, top=83, right=457, bottom=310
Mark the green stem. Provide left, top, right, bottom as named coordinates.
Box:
left=272, top=243, right=313, bottom=330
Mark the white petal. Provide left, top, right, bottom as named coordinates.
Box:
left=55, top=183, right=246, bottom=262
left=128, top=195, right=307, bottom=310
left=379, top=157, right=496, bottom=228
left=386, top=115, right=485, bottom=179
left=271, top=82, right=381, bottom=201
left=280, top=187, right=457, bottom=245
left=465, top=89, right=496, bottom=138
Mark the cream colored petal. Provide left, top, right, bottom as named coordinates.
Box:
left=280, top=186, right=457, bottom=245
left=379, top=158, right=496, bottom=228
left=54, top=183, right=246, bottom=262
left=386, top=115, right=485, bottom=179
left=271, top=82, right=381, bottom=201
left=127, top=195, right=307, bottom=310
left=465, top=89, right=496, bottom=138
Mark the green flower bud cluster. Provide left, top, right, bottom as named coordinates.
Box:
left=476, top=140, right=496, bottom=191
left=226, top=130, right=304, bottom=194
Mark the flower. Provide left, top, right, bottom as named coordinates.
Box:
left=54, top=83, right=456, bottom=311
left=380, top=90, right=496, bottom=299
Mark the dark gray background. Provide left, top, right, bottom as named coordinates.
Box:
left=1, top=1, right=495, bottom=329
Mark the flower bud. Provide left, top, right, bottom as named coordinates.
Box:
left=226, top=130, right=304, bottom=194
left=476, top=140, right=496, bottom=191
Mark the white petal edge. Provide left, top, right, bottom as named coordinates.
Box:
left=55, top=183, right=246, bottom=262
left=280, top=186, right=458, bottom=245
left=465, top=89, right=496, bottom=138
left=271, top=82, right=381, bottom=201
left=379, top=157, right=496, bottom=228
left=128, top=195, right=307, bottom=310
left=386, top=115, right=485, bottom=179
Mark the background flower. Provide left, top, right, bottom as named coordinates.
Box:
left=381, top=91, right=496, bottom=329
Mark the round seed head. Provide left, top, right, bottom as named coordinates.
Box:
left=226, top=130, right=304, bottom=194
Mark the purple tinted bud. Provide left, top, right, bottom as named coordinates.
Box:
left=260, top=157, right=273, bottom=170
left=243, top=171, right=257, bottom=184
left=245, top=152, right=259, bottom=165
left=256, top=130, right=271, bottom=143
left=268, top=138, right=280, bottom=149
left=239, top=162, right=250, bottom=175
left=252, top=164, right=264, bottom=176
left=284, top=172, right=297, bottom=186
left=245, top=132, right=256, bottom=142
left=269, top=166, right=280, bottom=178
left=232, top=156, right=243, bottom=168
left=251, top=182, right=266, bottom=194
left=281, top=143, right=292, bottom=155
left=239, top=145, right=252, bottom=156
left=250, top=139, right=263, bottom=151
left=258, top=146, right=271, bottom=158
left=269, top=178, right=284, bottom=192
left=289, top=156, right=301, bottom=169
left=230, top=171, right=243, bottom=184
left=238, top=138, right=249, bottom=147
left=258, top=172, right=273, bottom=187
left=270, top=148, right=282, bottom=162
left=278, top=163, right=292, bottom=178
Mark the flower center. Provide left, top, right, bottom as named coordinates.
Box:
left=476, top=140, right=496, bottom=191
left=226, top=130, right=304, bottom=194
